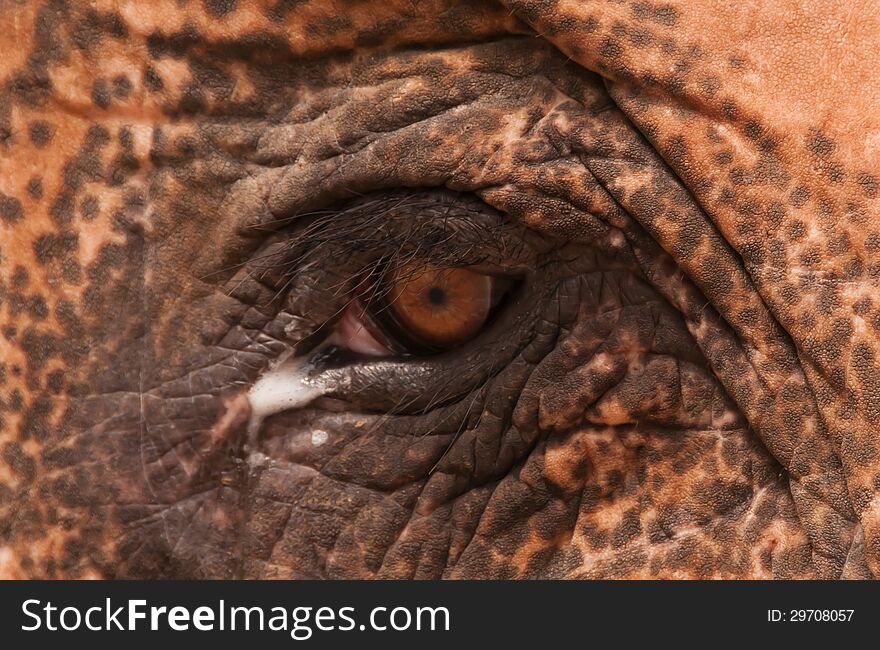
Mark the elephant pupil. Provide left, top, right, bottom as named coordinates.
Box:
left=427, top=286, right=446, bottom=305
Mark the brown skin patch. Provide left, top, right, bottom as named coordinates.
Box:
left=0, top=0, right=877, bottom=579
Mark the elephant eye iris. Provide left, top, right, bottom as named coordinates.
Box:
left=332, top=259, right=516, bottom=357
left=383, top=262, right=494, bottom=348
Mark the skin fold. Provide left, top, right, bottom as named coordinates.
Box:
left=0, top=0, right=878, bottom=579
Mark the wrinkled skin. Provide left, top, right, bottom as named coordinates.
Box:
left=0, top=0, right=879, bottom=579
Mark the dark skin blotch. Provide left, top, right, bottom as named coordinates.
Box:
left=0, top=192, right=23, bottom=223
left=204, top=0, right=238, bottom=18
left=28, top=120, right=53, bottom=147
left=27, top=295, right=49, bottom=320
left=8, top=69, right=53, bottom=109
left=33, top=231, right=79, bottom=265
left=807, top=129, right=837, bottom=157
left=787, top=220, right=806, bottom=241
left=91, top=79, right=111, bottom=109
left=743, top=120, right=762, bottom=140
left=20, top=328, right=59, bottom=375
left=146, top=25, right=201, bottom=60
left=46, top=370, right=65, bottom=394
left=60, top=258, right=82, bottom=285
left=265, top=0, right=306, bottom=22
left=174, top=84, right=206, bottom=117
left=857, top=173, right=878, bottom=198
left=306, top=15, right=352, bottom=38
left=599, top=37, right=622, bottom=59
left=11, top=266, right=29, bottom=289
left=631, top=1, right=679, bottom=26
left=790, top=185, right=810, bottom=208
left=143, top=66, right=164, bottom=92
left=188, top=58, right=235, bottom=101
left=50, top=194, right=74, bottom=226
left=721, top=99, right=738, bottom=120
left=80, top=195, right=99, bottom=220
left=714, top=151, right=733, bottom=165
left=107, top=152, right=140, bottom=187
left=26, top=176, right=43, bottom=199
left=1, top=443, right=36, bottom=483
left=610, top=509, right=642, bottom=548
left=8, top=389, right=23, bottom=411
left=71, top=9, right=128, bottom=51
left=826, top=163, right=845, bottom=184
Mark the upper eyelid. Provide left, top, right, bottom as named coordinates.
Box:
left=280, top=190, right=540, bottom=272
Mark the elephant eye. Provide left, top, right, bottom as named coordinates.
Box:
left=333, top=260, right=515, bottom=356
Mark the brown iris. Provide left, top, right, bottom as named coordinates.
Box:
left=381, top=262, right=496, bottom=349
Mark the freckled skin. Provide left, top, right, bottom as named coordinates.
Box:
left=0, top=0, right=878, bottom=578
